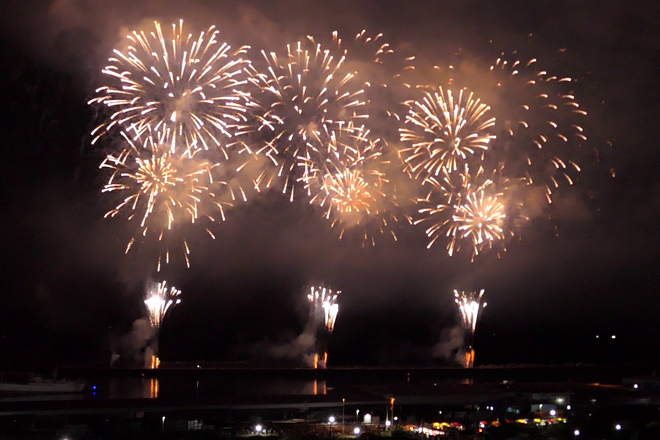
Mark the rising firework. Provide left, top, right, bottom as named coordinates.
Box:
left=100, top=133, right=234, bottom=271
left=89, top=20, right=253, bottom=156
left=399, top=87, right=496, bottom=180
left=454, top=289, right=486, bottom=368
left=144, top=281, right=182, bottom=329
left=307, top=285, right=340, bottom=369
left=246, top=36, right=368, bottom=199
left=308, top=285, right=340, bottom=333
left=417, top=165, right=507, bottom=259
left=300, top=124, right=410, bottom=245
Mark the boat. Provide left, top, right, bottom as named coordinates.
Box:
left=0, top=373, right=85, bottom=393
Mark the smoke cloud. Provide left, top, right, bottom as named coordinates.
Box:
left=432, top=326, right=466, bottom=366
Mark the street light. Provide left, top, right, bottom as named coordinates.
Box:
left=356, top=409, right=360, bottom=423
left=329, top=416, right=336, bottom=424
left=353, top=427, right=361, bottom=435
left=342, top=398, right=346, bottom=431
left=255, top=425, right=263, bottom=434
left=615, top=424, right=622, bottom=431
left=385, top=420, right=392, bottom=427
left=574, top=429, right=580, bottom=437
left=550, top=409, right=556, bottom=417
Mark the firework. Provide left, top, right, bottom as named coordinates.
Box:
left=89, top=20, right=253, bottom=156
left=400, top=87, right=496, bottom=179
left=433, top=52, right=587, bottom=204
left=144, top=281, right=182, bottom=329
left=246, top=36, right=368, bottom=199
left=300, top=124, right=409, bottom=245
left=100, top=133, right=234, bottom=270
left=489, top=53, right=586, bottom=203
left=417, top=165, right=507, bottom=259
left=454, top=289, right=486, bottom=368
left=308, top=285, right=340, bottom=333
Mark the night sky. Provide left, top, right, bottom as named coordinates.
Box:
left=0, top=0, right=659, bottom=368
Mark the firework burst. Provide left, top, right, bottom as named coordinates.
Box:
left=417, top=165, right=507, bottom=259
left=432, top=52, right=587, bottom=204
left=300, top=124, right=410, bottom=245
left=400, top=87, right=496, bottom=179
left=144, top=281, right=182, bottom=329
left=488, top=53, right=586, bottom=204
left=100, top=133, right=234, bottom=270
left=246, top=36, right=368, bottom=199
left=89, top=20, right=253, bottom=156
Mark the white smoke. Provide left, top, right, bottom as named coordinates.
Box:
left=432, top=326, right=466, bottom=366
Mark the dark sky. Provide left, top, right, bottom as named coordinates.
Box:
left=0, top=0, right=659, bottom=368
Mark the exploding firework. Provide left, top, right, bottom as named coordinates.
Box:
left=399, top=87, right=496, bottom=180
left=454, top=289, right=486, bottom=368
left=432, top=52, right=587, bottom=204
left=100, top=133, right=235, bottom=270
left=300, top=124, right=410, bottom=245
left=488, top=53, right=586, bottom=204
left=417, top=165, right=507, bottom=259
left=144, top=281, right=182, bottom=329
left=89, top=20, right=253, bottom=155
left=246, top=36, right=368, bottom=199
left=308, top=285, right=340, bottom=333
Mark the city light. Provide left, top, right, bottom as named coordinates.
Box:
left=634, top=384, right=639, bottom=389
left=549, top=409, right=556, bottom=416
left=615, top=424, right=622, bottom=431
left=574, top=429, right=580, bottom=436
left=353, top=427, right=361, bottom=435
left=329, top=416, right=336, bottom=424
left=385, top=420, right=392, bottom=427
left=255, top=424, right=263, bottom=433
left=567, top=405, right=572, bottom=410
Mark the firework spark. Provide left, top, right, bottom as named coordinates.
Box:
left=145, top=281, right=182, bottom=329
left=308, top=285, right=340, bottom=333
left=100, top=133, right=233, bottom=270
left=89, top=20, right=253, bottom=156
left=400, top=87, right=496, bottom=179
left=246, top=36, right=368, bottom=199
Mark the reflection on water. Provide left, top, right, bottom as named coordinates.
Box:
left=99, top=377, right=328, bottom=400
left=311, top=380, right=326, bottom=395
left=148, top=378, right=159, bottom=398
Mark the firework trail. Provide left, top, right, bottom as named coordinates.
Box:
left=454, top=289, right=486, bottom=368
left=300, top=123, right=411, bottom=245
left=400, top=87, right=496, bottom=180
left=144, top=281, right=182, bottom=329
left=100, top=133, right=236, bottom=271
left=89, top=20, right=253, bottom=156
left=245, top=35, right=368, bottom=199
left=416, top=165, right=508, bottom=259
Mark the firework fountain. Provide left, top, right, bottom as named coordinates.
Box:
left=307, top=285, right=340, bottom=368
left=144, top=281, right=182, bottom=368
left=453, top=289, right=486, bottom=368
